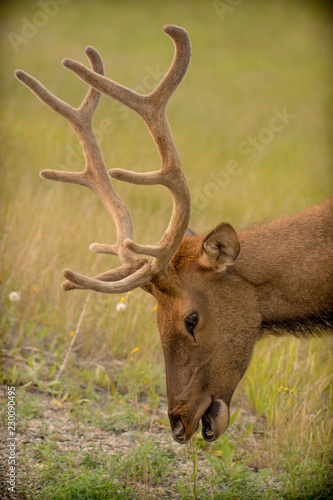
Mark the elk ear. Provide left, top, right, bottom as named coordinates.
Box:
left=199, top=223, right=240, bottom=272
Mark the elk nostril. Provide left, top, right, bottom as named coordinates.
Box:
left=168, top=412, right=188, bottom=442
left=170, top=417, right=187, bottom=442
left=173, top=419, right=185, bottom=439
left=202, top=416, right=215, bottom=441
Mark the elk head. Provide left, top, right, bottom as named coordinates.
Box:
left=16, top=26, right=332, bottom=444
left=145, top=224, right=262, bottom=442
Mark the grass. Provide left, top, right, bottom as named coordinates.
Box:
left=11, top=399, right=332, bottom=499
left=1, top=0, right=333, bottom=498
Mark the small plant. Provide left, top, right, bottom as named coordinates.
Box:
left=184, top=436, right=201, bottom=499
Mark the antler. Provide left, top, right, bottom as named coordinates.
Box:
left=15, top=25, right=191, bottom=294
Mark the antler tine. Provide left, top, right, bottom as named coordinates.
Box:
left=15, top=47, right=103, bottom=139
left=62, top=265, right=138, bottom=292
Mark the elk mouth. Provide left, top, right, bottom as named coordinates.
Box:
left=201, top=399, right=230, bottom=442
left=169, top=399, right=230, bottom=443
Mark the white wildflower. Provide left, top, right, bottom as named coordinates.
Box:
left=116, top=302, right=127, bottom=312
left=9, top=291, right=21, bottom=302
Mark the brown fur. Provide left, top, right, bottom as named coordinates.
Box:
left=172, top=234, right=204, bottom=272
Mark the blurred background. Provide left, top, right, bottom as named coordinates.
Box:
left=0, top=0, right=332, bottom=493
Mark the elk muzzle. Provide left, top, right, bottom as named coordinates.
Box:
left=168, top=398, right=230, bottom=443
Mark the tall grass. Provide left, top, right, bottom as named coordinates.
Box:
left=1, top=0, right=332, bottom=495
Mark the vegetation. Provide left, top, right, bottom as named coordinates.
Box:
left=1, top=0, right=332, bottom=498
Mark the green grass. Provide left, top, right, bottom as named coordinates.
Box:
left=14, top=399, right=332, bottom=499
left=23, top=440, right=175, bottom=499
left=1, top=0, right=333, bottom=498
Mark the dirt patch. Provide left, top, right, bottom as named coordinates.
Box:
left=0, top=386, right=201, bottom=498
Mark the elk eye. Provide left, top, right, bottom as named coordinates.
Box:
left=185, top=312, right=199, bottom=334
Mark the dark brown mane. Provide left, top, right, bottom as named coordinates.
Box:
left=261, top=311, right=333, bottom=338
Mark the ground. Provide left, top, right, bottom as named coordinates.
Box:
left=0, top=385, right=283, bottom=500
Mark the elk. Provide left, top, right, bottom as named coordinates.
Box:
left=16, top=25, right=333, bottom=444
